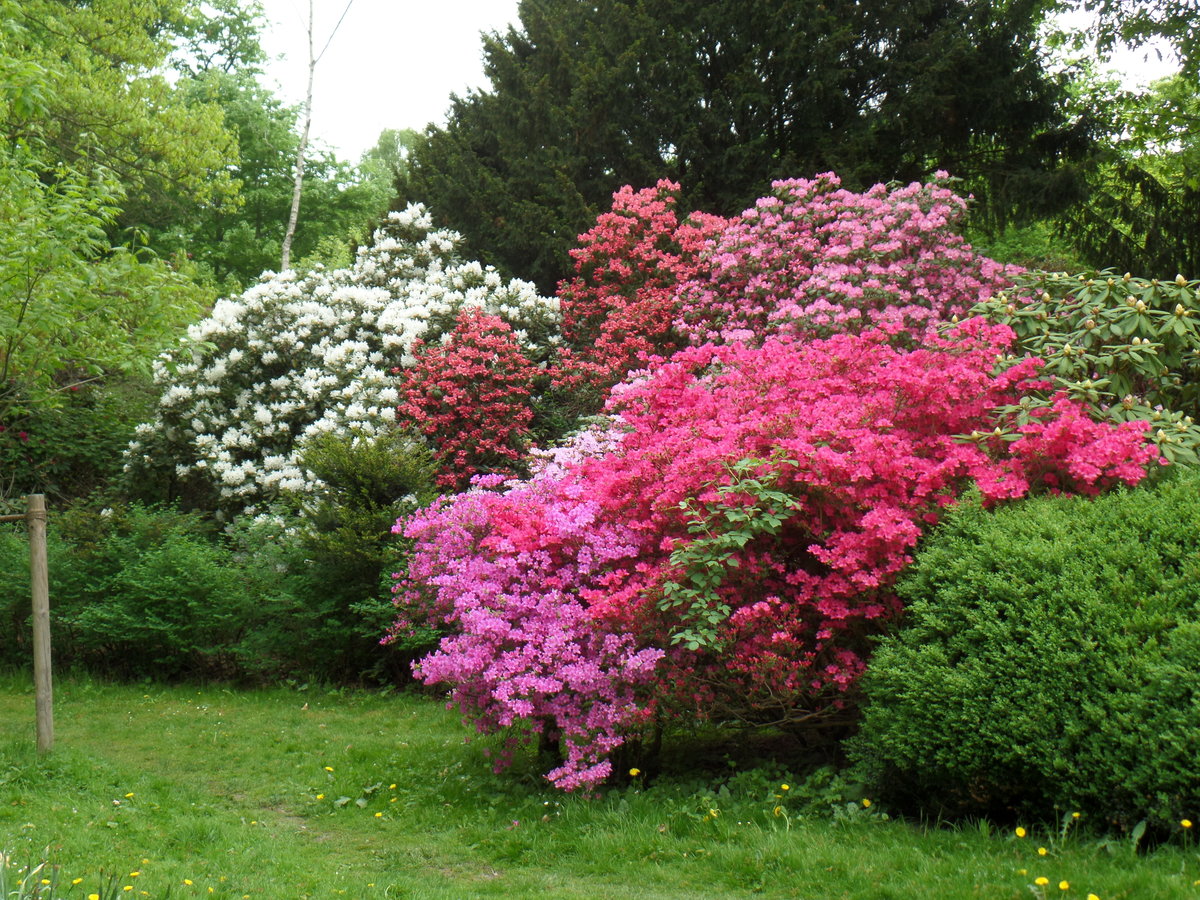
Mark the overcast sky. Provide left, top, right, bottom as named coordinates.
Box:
left=256, top=1, right=1178, bottom=163
left=257, top=0, right=521, bottom=160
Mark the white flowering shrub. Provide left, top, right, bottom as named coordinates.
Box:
left=125, top=205, right=561, bottom=514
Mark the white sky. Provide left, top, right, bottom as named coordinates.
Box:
left=258, top=0, right=521, bottom=161
left=256, top=1, right=1179, bottom=163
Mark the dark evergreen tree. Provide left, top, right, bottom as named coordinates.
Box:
left=403, top=0, right=1087, bottom=292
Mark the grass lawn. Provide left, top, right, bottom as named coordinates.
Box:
left=0, top=674, right=1196, bottom=899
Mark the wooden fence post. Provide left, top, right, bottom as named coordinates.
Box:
left=27, top=494, right=52, bottom=754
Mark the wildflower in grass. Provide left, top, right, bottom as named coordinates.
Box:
left=184, top=880, right=193, bottom=885
left=1038, top=846, right=1048, bottom=856
left=1015, top=827, right=1027, bottom=838
left=629, top=768, right=641, bottom=777
left=862, top=798, right=871, bottom=808
left=124, top=792, right=134, bottom=799
left=324, top=766, right=334, bottom=772
left=780, top=784, right=789, bottom=791
left=316, top=793, right=324, bottom=799
left=773, top=805, right=784, bottom=817
left=389, top=784, right=396, bottom=789
left=1088, top=894, right=1101, bottom=900
left=73, top=878, right=82, bottom=885
left=1183, top=818, right=1193, bottom=828
left=1072, top=812, right=1081, bottom=819
left=374, top=812, right=383, bottom=818
left=1059, top=882, right=1069, bottom=891
left=90, top=894, right=100, bottom=900
left=1035, top=877, right=1049, bottom=886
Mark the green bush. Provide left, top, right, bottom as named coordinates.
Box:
left=229, top=428, right=439, bottom=682
left=851, top=470, right=1200, bottom=832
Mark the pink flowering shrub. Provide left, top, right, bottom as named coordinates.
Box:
left=553, top=181, right=726, bottom=402
left=675, top=172, right=1016, bottom=345
left=395, top=323, right=1159, bottom=789
left=398, top=308, right=538, bottom=490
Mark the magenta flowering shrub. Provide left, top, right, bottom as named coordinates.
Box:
left=395, top=323, right=1159, bottom=789
left=390, top=428, right=663, bottom=790
left=675, top=172, right=1015, bottom=345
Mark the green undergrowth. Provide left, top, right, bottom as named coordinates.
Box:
left=0, top=675, right=1196, bottom=898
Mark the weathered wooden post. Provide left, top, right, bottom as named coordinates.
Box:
left=2, top=495, right=53, bottom=752
left=27, top=494, right=52, bottom=753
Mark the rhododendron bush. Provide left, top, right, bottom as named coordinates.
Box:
left=674, top=173, right=1016, bottom=346
left=551, top=173, right=1018, bottom=414
left=553, top=181, right=726, bottom=401
left=395, top=323, right=1159, bottom=789
left=125, top=205, right=560, bottom=513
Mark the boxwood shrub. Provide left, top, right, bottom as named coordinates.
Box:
left=851, top=469, right=1200, bottom=832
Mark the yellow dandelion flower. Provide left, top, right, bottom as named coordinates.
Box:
left=1035, top=877, right=1049, bottom=886
left=316, top=794, right=324, bottom=800
left=324, top=766, right=334, bottom=772
left=389, top=784, right=396, bottom=790
left=1182, top=819, right=1193, bottom=829
left=1087, top=894, right=1101, bottom=900
left=773, top=805, right=784, bottom=817
left=1037, top=846, right=1048, bottom=856
left=1059, top=881, right=1070, bottom=891
left=89, top=894, right=100, bottom=900
left=124, top=792, right=134, bottom=799
left=130, top=871, right=140, bottom=877
left=41, top=879, right=50, bottom=885
left=72, top=879, right=83, bottom=885
left=1015, top=826, right=1027, bottom=837
left=629, top=767, right=641, bottom=777
left=374, top=812, right=383, bottom=818
left=184, top=880, right=193, bottom=886
left=390, top=797, right=397, bottom=802
left=780, top=784, right=790, bottom=791
left=123, top=887, right=133, bottom=893
left=862, top=798, right=871, bottom=808
left=1072, top=812, right=1081, bottom=819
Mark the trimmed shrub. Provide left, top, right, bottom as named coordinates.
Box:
left=851, top=470, right=1200, bottom=831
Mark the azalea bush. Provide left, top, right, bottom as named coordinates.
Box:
left=395, top=323, right=1158, bottom=789
left=125, top=205, right=560, bottom=515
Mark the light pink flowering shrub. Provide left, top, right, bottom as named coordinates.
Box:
left=675, top=172, right=1015, bottom=345
left=394, top=322, right=1159, bottom=789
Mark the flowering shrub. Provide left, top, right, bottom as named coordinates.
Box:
left=399, top=308, right=539, bottom=490
left=396, top=325, right=1159, bottom=789
left=553, top=181, right=726, bottom=402
left=675, top=173, right=1015, bottom=345
left=125, top=205, right=560, bottom=513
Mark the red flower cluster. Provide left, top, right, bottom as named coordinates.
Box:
left=399, top=308, right=537, bottom=489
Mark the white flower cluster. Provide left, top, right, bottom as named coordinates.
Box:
left=125, top=205, right=561, bottom=513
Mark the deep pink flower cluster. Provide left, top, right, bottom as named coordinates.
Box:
left=398, top=308, right=537, bottom=489
left=554, top=180, right=726, bottom=395
left=674, top=172, right=1016, bottom=346
left=395, top=321, right=1158, bottom=788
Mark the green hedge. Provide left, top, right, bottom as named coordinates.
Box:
left=851, top=470, right=1200, bottom=831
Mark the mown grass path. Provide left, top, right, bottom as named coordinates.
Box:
left=0, top=676, right=1195, bottom=898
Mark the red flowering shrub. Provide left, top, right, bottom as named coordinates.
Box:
left=399, top=308, right=537, bottom=490
left=553, top=181, right=726, bottom=402
left=394, top=323, right=1159, bottom=789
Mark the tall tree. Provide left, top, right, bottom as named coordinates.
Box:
left=403, top=0, right=1085, bottom=292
